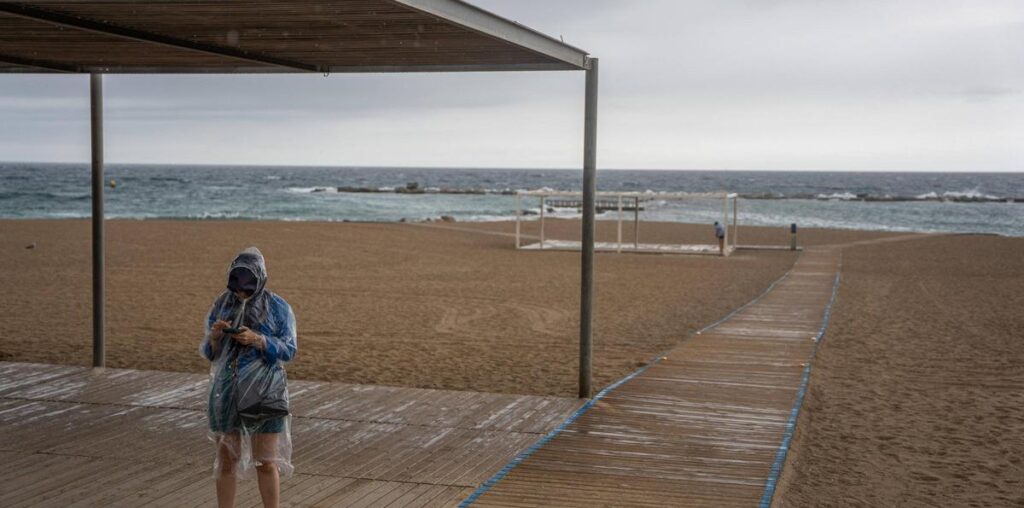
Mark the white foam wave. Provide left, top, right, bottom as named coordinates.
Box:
left=915, top=188, right=1001, bottom=201
left=942, top=188, right=1000, bottom=200
left=464, top=214, right=522, bottom=222
left=286, top=186, right=337, bottom=194
left=816, top=192, right=859, bottom=200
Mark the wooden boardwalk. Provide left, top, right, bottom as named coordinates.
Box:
left=470, top=248, right=841, bottom=507
left=1, top=247, right=845, bottom=507
left=0, top=363, right=581, bottom=507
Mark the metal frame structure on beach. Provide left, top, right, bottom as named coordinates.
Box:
left=1, top=0, right=601, bottom=398
left=515, top=190, right=740, bottom=256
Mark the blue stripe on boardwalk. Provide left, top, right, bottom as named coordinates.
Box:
left=458, top=359, right=657, bottom=507
left=758, top=268, right=842, bottom=508
left=460, top=257, right=804, bottom=507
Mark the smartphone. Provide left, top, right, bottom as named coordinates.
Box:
left=222, top=327, right=242, bottom=335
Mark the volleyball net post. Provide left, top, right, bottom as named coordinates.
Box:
left=515, top=190, right=737, bottom=256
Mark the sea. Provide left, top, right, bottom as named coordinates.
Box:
left=1, top=163, right=1022, bottom=237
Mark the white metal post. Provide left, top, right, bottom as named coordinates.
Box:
left=732, top=196, right=738, bottom=248
left=634, top=197, right=640, bottom=249
left=515, top=193, right=521, bottom=249
left=539, top=196, right=545, bottom=249
left=722, top=195, right=729, bottom=256
left=616, top=195, right=623, bottom=253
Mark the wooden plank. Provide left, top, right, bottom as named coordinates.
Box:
left=472, top=249, right=842, bottom=506
left=9, top=455, right=112, bottom=507
left=0, top=359, right=578, bottom=506
left=371, top=481, right=421, bottom=506
left=280, top=474, right=351, bottom=506
left=302, top=477, right=367, bottom=507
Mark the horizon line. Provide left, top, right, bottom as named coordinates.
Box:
left=1, top=161, right=1021, bottom=174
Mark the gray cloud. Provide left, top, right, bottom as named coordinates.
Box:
left=1, top=0, right=1022, bottom=170
left=961, top=85, right=1021, bottom=100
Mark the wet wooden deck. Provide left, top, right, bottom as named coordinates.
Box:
left=470, top=248, right=841, bottom=507
left=0, top=362, right=582, bottom=507
left=2, top=247, right=844, bottom=507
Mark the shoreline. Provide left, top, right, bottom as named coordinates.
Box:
left=1, top=216, right=1015, bottom=238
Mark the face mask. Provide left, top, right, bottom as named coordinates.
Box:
left=227, top=267, right=259, bottom=296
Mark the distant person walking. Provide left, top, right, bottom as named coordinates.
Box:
left=714, top=221, right=726, bottom=255
left=200, top=247, right=297, bottom=508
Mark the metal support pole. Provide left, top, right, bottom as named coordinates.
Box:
left=616, top=195, right=623, bottom=253
left=90, top=73, right=105, bottom=368
left=539, top=196, right=545, bottom=249
left=579, top=57, right=598, bottom=399
left=515, top=193, right=521, bottom=249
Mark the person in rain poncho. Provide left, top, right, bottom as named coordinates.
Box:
left=713, top=221, right=726, bottom=255
left=200, top=247, right=297, bottom=508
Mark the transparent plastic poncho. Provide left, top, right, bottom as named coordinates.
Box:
left=199, top=247, right=298, bottom=479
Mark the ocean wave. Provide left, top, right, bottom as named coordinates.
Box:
left=522, top=188, right=1018, bottom=203
left=286, top=186, right=338, bottom=194
left=105, top=212, right=265, bottom=220
left=42, top=211, right=91, bottom=219
left=0, top=191, right=91, bottom=201
left=464, top=214, right=523, bottom=222
left=286, top=183, right=1015, bottom=203
left=146, top=176, right=192, bottom=184
left=816, top=192, right=859, bottom=201
left=290, top=184, right=523, bottom=195
left=738, top=191, right=1018, bottom=203
left=915, top=188, right=1002, bottom=201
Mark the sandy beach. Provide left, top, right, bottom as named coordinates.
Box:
left=2, top=218, right=1022, bottom=503
left=775, top=234, right=1024, bottom=507
left=0, top=218, right=844, bottom=397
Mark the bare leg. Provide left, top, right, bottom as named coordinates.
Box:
left=216, top=433, right=240, bottom=508
left=254, top=433, right=280, bottom=508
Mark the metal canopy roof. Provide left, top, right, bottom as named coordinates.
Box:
left=0, top=0, right=590, bottom=74
left=1, top=0, right=602, bottom=399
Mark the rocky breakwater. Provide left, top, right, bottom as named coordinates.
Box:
left=337, top=182, right=516, bottom=196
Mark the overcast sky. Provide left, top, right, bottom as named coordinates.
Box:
left=1, top=0, right=1022, bottom=171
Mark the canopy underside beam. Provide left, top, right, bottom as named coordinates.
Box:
left=0, top=3, right=318, bottom=72
left=0, top=52, right=79, bottom=73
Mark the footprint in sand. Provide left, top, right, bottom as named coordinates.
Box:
left=434, top=297, right=569, bottom=337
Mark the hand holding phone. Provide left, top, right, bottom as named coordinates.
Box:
left=222, top=327, right=243, bottom=335
left=210, top=320, right=232, bottom=340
